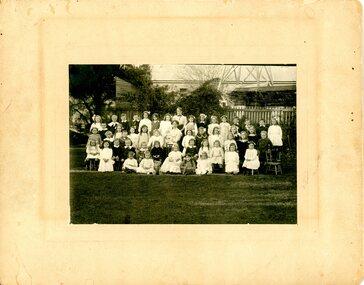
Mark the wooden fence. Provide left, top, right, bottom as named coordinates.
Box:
left=226, top=107, right=296, bottom=126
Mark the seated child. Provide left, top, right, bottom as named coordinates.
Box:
left=137, top=151, right=155, bottom=174
left=198, top=139, right=210, bottom=157
left=242, top=141, right=260, bottom=173
left=85, top=139, right=100, bottom=170
left=160, top=144, right=183, bottom=174
left=148, top=129, right=164, bottom=148
left=224, top=143, right=240, bottom=175
left=195, top=126, right=208, bottom=148
left=196, top=151, right=212, bottom=175
left=181, top=129, right=195, bottom=148
left=151, top=141, right=165, bottom=174
left=209, top=140, right=224, bottom=173
left=128, top=127, right=139, bottom=148
left=98, top=141, right=114, bottom=172
left=182, top=137, right=198, bottom=161
left=88, top=127, right=102, bottom=146
left=181, top=154, right=197, bottom=175
left=122, top=151, right=138, bottom=173
left=112, top=139, right=123, bottom=171
left=257, top=130, right=272, bottom=165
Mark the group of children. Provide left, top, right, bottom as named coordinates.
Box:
left=84, top=107, right=284, bottom=175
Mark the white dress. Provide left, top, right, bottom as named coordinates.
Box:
left=225, top=151, right=240, bottom=173
left=98, top=148, right=114, bottom=172
left=207, top=123, right=220, bottom=136
left=198, top=146, right=210, bottom=157
left=137, top=158, right=155, bottom=174
left=196, top=158, right=212, bottom=175
left=128, top=133, right=139, bottom=148
left=90, top=122, right=103, bottom=132
left=184, top=122, right=198, bottom=136
left=169, top=128, right=182, bottom=144
left=219, top=122, right=231, bottom=143
left=224, top=139, right=237, bottom=152
left=86, top=145, right=100, bottom=159
left=122, top=158, right=138, bottom=171
left=243, top=149, right=260, bottom=170
left=182, top=135, right=195, bottom=148
left=268, top=125, right=283, bottom=146
left=209, top=147, right=224, bottom=164
left=138, top=133, right=150, bottom=148
left=160, top=151, right=183, bottom=173
left=138, top=118, right=152, bottom=134
left=159, top=120, right=172, bottom=138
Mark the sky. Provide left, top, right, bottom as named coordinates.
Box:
left=151, top=64, right=296, bottom=82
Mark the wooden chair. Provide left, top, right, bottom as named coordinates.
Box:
left=265, top=150, right=282, bottom=175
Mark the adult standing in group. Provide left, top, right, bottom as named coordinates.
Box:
left=172, top=107, right=187, bottom=132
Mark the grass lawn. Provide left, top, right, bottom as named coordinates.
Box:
left=70, top=146, right=297, bottom=224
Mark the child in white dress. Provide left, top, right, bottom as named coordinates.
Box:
left=219, top=115, right=231, bottom=144
left=268, top=117, right=283, bottom=160
left=209, top=140, right=224, bottom=173
left=138, top=125, right=150, bottom=148
left=122, top=151, right=138, bottom=173
left=148, top=129, right=164, bottom=148
left=198, top=139, right=210, bottom=158
left=113, top=125, right=123, bottom=141
left=159, top=113, right=172, bottom=138
left=207, top=115, right=220, bottom=136
left=137, top=151, right=155, bottom=174
left=169, top=120, right=183, bottom=145
left=196, top=151, right=212, bottom=175
left=128, top=127, right=139, bottom=148
left=90, top=115, right=103, bottom=132
left=138, top=111, right=152, bottom=134
left=225, top=143, right=240, bottom=174
left=98, top=141, right=114, bottom=172
left=85, top=140, right=100, bottom=170
left=224, top=132, right=238, bottom=152
left=160, top=144, right=183, bottom=174
left=243, top=141, right=260, bottom=172
left=184, top=115, right=198, bottom=136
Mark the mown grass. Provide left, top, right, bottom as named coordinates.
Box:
left=70, top=172, right=297, bottom=224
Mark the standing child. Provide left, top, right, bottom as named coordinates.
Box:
left=131, top=114, right=140, bottom=134
left=219, top=115, right=231, bottom=144
left=208, top=127, right=223, bottom=149
left=198, top=139, right=210, bottom=157
left=137, top=151, right=155, bottom=174
left=242, top=141, right=260, bottom=173
left=236, top=131, right=249, bottom=171
left=169, top=120, right=183, bottom=146
left=268, top=117, right=283, bottom=159
left=122, top=151, right=138, bottom=173
left=257, top=130, right=272, bottom=166
left=112, top=139, right=123, bottom=171
left=209, top=140, right=224, bottom=173
left=122, top=138, right=136, bottom=166
left=195, top=126, right=208, bottom=149
left=99, top=123, right=108, bottom=139
left=225, top=143, right=240, bottom=175
left=197, top=113, right=208, bottom=129
left=207, top=115, right=219, bottom=136
left=231, top=117, right=242, bottom=133
left=138, top=125, right=150, bottom=148
left=103, top=130, right=114, bottom=143
left=119, top=113, right=130, bottom=133
left=118, top=129, right=129, bottom=147
left=138, top=111, right=152, bottom=134
left=163, top=134, right=174, bottom=155
left=98, top=141, right=114, bottom=172
left=182, top=129, right=195, bottom=149
left=184, top=115, right=198, bottom=136
left=128, top=127, right=139, bottom=148
left=88, top=127, right=102, bottom=146
left=151, top=141, right=165, bottom=174
left=151, top=113, right=160, bottom=134
left=172, top=107, right=187, bottom=131
left=113, top=125, right=123, bottom=141
left=246, top=125, right=258, bottom=144
left=90, top=115, right=103, bottom=132
left=196, top=151, right=212, bottom=175
left=159, top=113, right=172, bottom=138
left=160, top=144, right=183, bottom=174
left=256, top=119, right=269, bottom=139
left=108, top=114, right=120, bottom=133
left=148, top=129, right=164, bottom=148
left=181, top=154, right=197, bottom=175
left=85, top=140, right=100, bottom=170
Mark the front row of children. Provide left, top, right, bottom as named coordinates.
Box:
left=87, top=136, right=261, bottom=175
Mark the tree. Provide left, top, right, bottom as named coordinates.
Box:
left=69, top=65, right=120, bottom=127
left=176, top=79, right=227, bottom=118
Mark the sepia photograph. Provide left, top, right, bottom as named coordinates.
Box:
left=69, top=64, right=297, bottom=224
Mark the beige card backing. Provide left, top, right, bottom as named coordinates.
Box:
left=0, top=1, right=363, bottom=284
